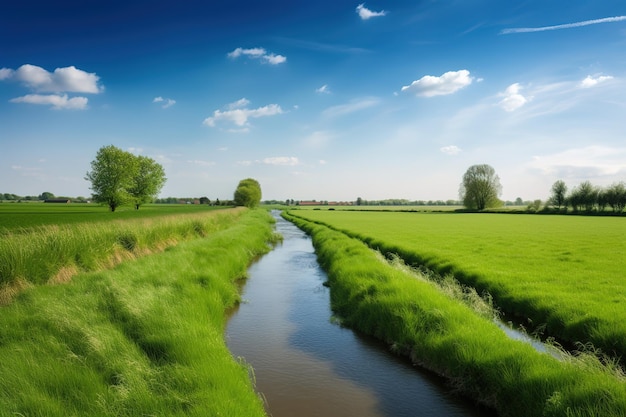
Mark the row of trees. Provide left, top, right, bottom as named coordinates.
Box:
left=549, top=180, right=626, bottom=214
left=85, top=145, right=166, bottom=211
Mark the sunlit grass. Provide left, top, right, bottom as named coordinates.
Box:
left=0, top=209, right=275, bottom=416
left=289, top=210, right=626, bottom=363
left=0, top=208, right=246, bottom=298
left=284, top=211, right=626, bottom=417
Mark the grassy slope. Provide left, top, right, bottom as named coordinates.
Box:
left=0, top=209, right=275, bottom=417
left=284, top=211, right=626, bottom=417
left=290, top=210, right=626, bottom=360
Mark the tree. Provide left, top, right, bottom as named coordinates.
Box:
left=127, top=155, right=166, bottom=210
left=233, top=178, right=262, bottom=208
left=569, top=181, right=598, bottom=212
left=549, top=180, right=567, bottom=210
left=39, top=192, right=55, bottom=201
left=459, top=164, right=502, bottom=210
left=604, top=182, right=626, bottom=214
left=86, top=145, right=136, bottom=211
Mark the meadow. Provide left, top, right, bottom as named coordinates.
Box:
left=0, top=208, right=277, bottom=416
left=0, top=204, right=243, bottom=302
left=287, top=210, right=626, bottom=364
left=284, top=211, right=626, bottom=417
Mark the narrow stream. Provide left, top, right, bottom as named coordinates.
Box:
left=226, top=212, right=495, bottom=417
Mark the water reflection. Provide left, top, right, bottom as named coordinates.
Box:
left=226, top=212, right=493, bottom=417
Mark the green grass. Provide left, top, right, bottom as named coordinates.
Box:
left=0, top=202, right=224, bottom=231
left=287, top=210, right=626, bottom=364
left=0, top=209, right=276, bottom=416
left=284, top=211, right=626, bottom=417
left=0, top=207, right=247, bottom=297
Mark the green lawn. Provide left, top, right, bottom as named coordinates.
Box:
left=289, top=210, right=626, bottom=361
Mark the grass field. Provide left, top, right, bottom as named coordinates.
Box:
left=0, top=209, right=276, bottom=416
left=288, top=210, right=626, bottom=363
left=0, top=202, right=223, bottom=231
left=284, top=211, right=626, bottom=417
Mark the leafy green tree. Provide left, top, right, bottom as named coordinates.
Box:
left=233, top=178, right=262, bottom=208
left=85, top=145, right=135, bottom=212
left=128, top=155, right=166, bottom=210
left=459, top=164, right=502, bottom=210
left=39, top=192, right=55, bottom=201
left=549, top=180, right=567, bottom=210
left=568, top=181, right=598, bottom=212
left=604, top=182, right=626, bottom=214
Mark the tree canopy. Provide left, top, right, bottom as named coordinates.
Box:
left=459, top=164, right=502, bottom=210
left=233, top=178, right=262, bottom=208
left=85, top=145, right=166, bottom=211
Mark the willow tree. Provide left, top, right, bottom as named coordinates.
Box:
left=234, top=178, right=262, bottom=208
left=459, top=164, right=502, bottom=210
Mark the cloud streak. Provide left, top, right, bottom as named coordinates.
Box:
left=204, top=98, right=283, bottom=128
left=501, top=16, right=626, bottom=34
left=10, top=94, right=88, bottom=110
left=356, top=4, right=387, bottom=20
left=227, top=47, right=287, bottom=65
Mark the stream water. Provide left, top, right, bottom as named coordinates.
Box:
left=226, top=212, right=495, bottom=417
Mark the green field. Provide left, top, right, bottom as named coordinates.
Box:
left=0, top=208, right=276, bottom=416
left=0, top=202, right=223, bottom=231
left=288, top=210, right=626, bottom=362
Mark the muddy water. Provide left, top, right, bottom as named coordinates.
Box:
left=226, top=213, right=494, bottom=417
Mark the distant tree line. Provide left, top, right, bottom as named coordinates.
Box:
left=0, top=192, right=89, bottom=203
left=547, top=180, right=626, bottom=214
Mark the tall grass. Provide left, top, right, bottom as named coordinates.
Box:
left=0, top=208, right=246, bottom=302
left=290, top=210, right=626, bottom=365
left=284, top=211, right=626, bottom=417
left=0, top=209, right=277, bottom=416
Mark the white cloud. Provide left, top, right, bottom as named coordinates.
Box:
left=304, top=131, right=333, bottom=148
left=322, top=97, right=379, bottom=117
left=261, top=157, right=299, bottom=166
left=530, top=146, right=626, bottom=179
left=580, top=75, right=614, bottom=88
left=153, top=96, right=176, bottom=108
left=227, top=47, right=286, bottom=65
left=0, top=68, right=14, bottom=80
left=499, top=83, right=528, bottom=111
left=502, top=16, right=626, bottom=35
left=3, top=64, right=103, bottom=93
left=356, top=4, right=387, bottom=20
left=401, top=70, right=473, bottom=97
left=188, top=160, right=215, bottom=167
left=316, top=84, right=331, bottom=94
left=203, top=101, right=283, bottom=128
left=440, top=145, right=462, bottom=155
left=228, top=98, right=251, bottom=109
left=10, top=94, right=88, bottom=110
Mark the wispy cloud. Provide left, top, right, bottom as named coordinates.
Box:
left=440, top=145, right=462, bottom=155
left=401, top=70, right=473, bottom=97
left=356, top=4, right=387, bottom=20
left=261, top=157, right=299, bottom=166
left=498, top=83, right=528, bottom=112
left=322, top=97, right=379, bottom=118
left=316, top=84, right=331, bottom=94
left=188, top=160, right=215, bottom=167
left=203, top=98, right=283, bottom=128
left=153, top=96, right=176, bottom=108
left=580, top=74, right=614, bottom=88
left=227, top=47, right=287, bottom=65
left=501, top=16, right=626, bottom=34
left=10, top=94, right=88, bottom=110
left=530, top=146, right=626, bottom=180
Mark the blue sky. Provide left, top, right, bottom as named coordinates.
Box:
left=2, top=0, right=626, bottom=202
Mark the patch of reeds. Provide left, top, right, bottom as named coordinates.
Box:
left=0, top=209, right=275, bottom=416
left=0, top=208, right=246, bottom=302
left=284, top=211, right=626, bottom=417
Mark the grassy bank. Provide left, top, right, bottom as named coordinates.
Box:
left=289, top=210, right=626, bottom=363
left=284, top=211, right=626, bottom=417
left=0, top=209, right=276, bottom=416
left=0, top=207, right=247, bottom=302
